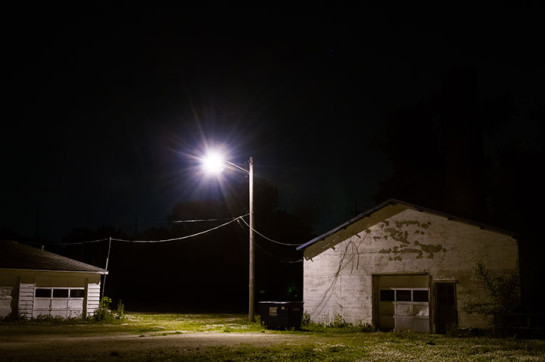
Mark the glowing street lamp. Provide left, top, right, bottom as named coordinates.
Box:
left=201, top=151, right=256, bottom=322
left=201, top=151, right=225, bottom=175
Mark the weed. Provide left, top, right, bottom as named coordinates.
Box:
left=94, top=297, right=125, bottom=322
left=465, top=262, right=521, bottom=316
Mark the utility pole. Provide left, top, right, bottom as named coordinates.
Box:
left=248, top=156, right=255, bottom=322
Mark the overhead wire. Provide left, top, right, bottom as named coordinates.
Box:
left=111, top=217, right=243, bottom=243
left=60, top=214, right=247, bottom=245
left=61, top=238, right=109, bottom=245
left=236, top=220, right=303, bottom=263
left=238, top=217, right=301, bottom=247
left=171, top=214, right=249, bottom=223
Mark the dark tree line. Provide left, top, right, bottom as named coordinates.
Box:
left=374, top=67, right=545, bottom=313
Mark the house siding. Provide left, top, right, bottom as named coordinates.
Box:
left=302, top=206, right=518, bottom=331
left=86, top=280, right=101, bottom=317
left=0, top=269, right=102, bottom=319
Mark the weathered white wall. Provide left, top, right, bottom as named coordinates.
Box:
left=0, top=269, right=102, bottom=318
left=303, top=205, right=518, bottom=330
left=86, top=279, right=101, bottom=317
left=0, top=272, right=18, bottom=318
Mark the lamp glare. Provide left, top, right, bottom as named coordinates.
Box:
left=202, top=152, right=225, bottom=174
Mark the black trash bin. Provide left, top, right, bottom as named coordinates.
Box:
left=258, top=301, right=304, bottom=330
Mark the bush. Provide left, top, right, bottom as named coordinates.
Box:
left=94, top=297, right=125, bottom=321
left=465, top=263, right=521, bottom=316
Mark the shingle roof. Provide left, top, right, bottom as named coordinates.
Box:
left=296, top=199, right=515, bottom=251
left=0, top=240, right=107, bottom=274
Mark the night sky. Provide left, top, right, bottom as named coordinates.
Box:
left=2, top=3, right=544, bottom=242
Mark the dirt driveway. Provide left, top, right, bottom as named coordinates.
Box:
left=0, top=331, right=314, bottom=361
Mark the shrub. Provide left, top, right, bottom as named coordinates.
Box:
left=465, top=263, right=521, bottom=315
left=94, top=297, right=125, bottom=321
left=301, top=312, right=311, bottom=327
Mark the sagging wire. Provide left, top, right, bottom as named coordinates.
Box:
left=61, top=214, right=247, bottom=245
left=238, top=217, right=301, bottom=247
left=252, top=236, right=303, bottom=264
left=61, top=238, right=109, bottom=245
left=237, top=219, right=303, bottom=263
left=171, top=214, right=249, bottom=223
left=111, top=216, right=243, bottom=243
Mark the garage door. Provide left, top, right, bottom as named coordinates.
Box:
left=376, top=275, right=429, bottom=333
left=34, top=288, right=85, bottom=318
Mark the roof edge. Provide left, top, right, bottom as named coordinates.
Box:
left=297, top=198, right=516, bottom=251
left=0, top=267, right=108, bottom=275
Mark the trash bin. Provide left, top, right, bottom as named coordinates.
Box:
left=258, top=301, right=304, bottom=330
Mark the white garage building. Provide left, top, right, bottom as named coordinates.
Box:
left=0, top=240, right=107, bottom=319
left=297, top=199, right=519, bottom=333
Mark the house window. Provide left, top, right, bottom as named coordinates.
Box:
left=35, top=288, right=85, bottom=299
left=35, top=289, right=52, bottom=298
left=379, top=289, right=429, bottom=302
left=413, top=290, right=429, bottom=302
left=53, top=289, right=69, bottom=298
left=70, top=289, right=85, bottom=298
left=396, top=290, right=412, bottom=301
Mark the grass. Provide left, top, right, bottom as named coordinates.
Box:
left=2, top=312, right=545, bottom=361
left=0, top=312, right=264, bottom=336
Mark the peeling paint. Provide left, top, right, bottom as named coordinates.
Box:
left=414, top=241, right=445, bottom=257
left=400, top=248, right=424, bottom=258
left=395, top=220, right=420, bottom=228
left=384, top=227, right=410, bottom=244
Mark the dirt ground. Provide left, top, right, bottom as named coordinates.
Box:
left=0, top=331, right=313, bottom=361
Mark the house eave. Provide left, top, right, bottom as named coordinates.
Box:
left=0, top=267, right=108, bottom=275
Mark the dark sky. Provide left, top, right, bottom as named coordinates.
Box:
left=2, top=3, right=544, bottom=241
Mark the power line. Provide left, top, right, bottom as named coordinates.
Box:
left=61, top=215, right=246, bottom=245
left=237, top=221, right=303, bottom=263
left=251, top=235, right=303, bottom=264
left=171, top=214, right=249, bottom=223
left=61, top=238, right=108, bottom=245
left=238, top=217, right=301, bottom=247
left=111, top=216, right=242, bottom=243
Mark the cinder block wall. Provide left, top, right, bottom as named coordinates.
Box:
left=303, top=207, right=518, bottom=329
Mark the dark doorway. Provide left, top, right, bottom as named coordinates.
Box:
left=435, top=282, right=457, bottom=333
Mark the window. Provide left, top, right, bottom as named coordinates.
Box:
left=396, top=290, right=412, bottom=301
left=35, top=289, right=52, bottom=298
left=53, top=289, right=69, bottom=298
left=35, top=288, right=85, bottom=299
left=413, top=290, right=429, bottom=302
left=70, top=289, right=85, bottom=298
left=379, top=289, right=429, bottom=303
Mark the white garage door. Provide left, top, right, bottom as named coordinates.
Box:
left=377, top=275, right=430, bottom=333
left=34, top=288, right=85, bottom=318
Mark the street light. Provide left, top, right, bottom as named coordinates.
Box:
left=201, top=152, right=256, bottom=322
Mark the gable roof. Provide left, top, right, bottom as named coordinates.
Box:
left=297, top=199, right=515, bottom=251
left=0, top=240, right=108, bottom=274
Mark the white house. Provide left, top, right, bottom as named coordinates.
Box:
left=0, top=240, right=107, bottom=319
left=297, top=199, right=519, bottom=333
